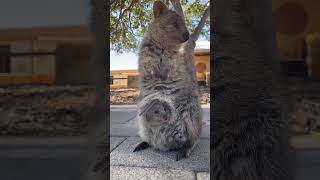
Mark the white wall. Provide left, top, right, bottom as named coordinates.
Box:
left=10, top=41, right=33, bottom=74
left=33, top=41, right=56, bottom=75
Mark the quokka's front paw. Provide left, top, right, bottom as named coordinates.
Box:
left=175, top=148, right=189, bottom=161
left=133, top=141, right=150, bottom=152
left=175, top=142, right=195, bottom=161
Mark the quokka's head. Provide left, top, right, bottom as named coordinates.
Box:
left=148, top=1, right=189, bottom=45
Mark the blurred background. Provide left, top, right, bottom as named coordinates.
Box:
left=0, top=0, right=94, bottom=137
left=0, top=0, right=92, bottom=179
left=272, top=0, right=320, bottom=137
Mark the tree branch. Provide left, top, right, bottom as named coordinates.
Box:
left=191, top=5, right=210, bottom=41
left=110, top=0, right=117, bottom=5
left=170, top=0, right=185, bottom=21
left=165, top=0, right=170, bottom=6
left=114, top=0, right=138, bottom=33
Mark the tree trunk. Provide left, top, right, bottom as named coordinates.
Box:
left=212, top=0, right=293, bottom=179
left=169, top=0, right=210, bottom=93
left=170, top=0, right=210, bottom=42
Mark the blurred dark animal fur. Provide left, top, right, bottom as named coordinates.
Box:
left=212, top=0, right=293, bottom=179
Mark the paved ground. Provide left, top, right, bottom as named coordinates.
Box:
left=0, top=137, right=87, bottom=180
left=110, top=105, right=210, bottom=180
left=109, top=105, right=320, bottom=180
left=0, top=105, right=319, bottom=180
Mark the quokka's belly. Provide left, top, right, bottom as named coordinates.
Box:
left=138, top=115, right=188, bottom=151
left=146, top=123, right=188, bottom=151
left=137, top=86, right=197, bottom=150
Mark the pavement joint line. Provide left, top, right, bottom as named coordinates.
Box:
left=0, top=138, right=87, bottom=148
left=110, top=164, right=210, bottom=173
left=111, top=163, right=209, bottom=172
left=0, top=157, right=84, bottom=160
left=121, top=114, right=138, bottom=124
left=193, top=171, right=197, bottom=180
left=112, top=164, right=158, bottom=168
left=0, top=144, right=86, bottom=148
left=111, top=164, right=164, bottom=170
left=111, top=137, right=128, bottom=152
left=110, top=136, right=210, bottom=141
left=194, top=171, right=210, bottom=173
left=111, top=164, right=210, bottom=172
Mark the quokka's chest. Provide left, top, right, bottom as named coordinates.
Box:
left=154, top=54, right=187, bottom=79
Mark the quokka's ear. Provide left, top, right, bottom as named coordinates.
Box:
left=153, top=1, right=168, bottom=18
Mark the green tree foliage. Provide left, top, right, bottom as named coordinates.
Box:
left=111, top=0, right=210, bottom=53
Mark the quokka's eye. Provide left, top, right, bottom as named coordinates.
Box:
left=171, top=21, right=179, bottom=28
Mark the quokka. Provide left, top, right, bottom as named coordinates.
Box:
left=133, top=0, right=202, bottom=161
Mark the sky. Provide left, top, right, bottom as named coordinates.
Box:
left=110, top=40, right=210, bottom=70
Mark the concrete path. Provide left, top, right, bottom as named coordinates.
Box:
left=110, top=105, right=210, bottom=180
left=0, top=105, right=319, bottom=180
left=0, top=137, right=87, bottom=180
left=110, top=105, right=320, bottom=180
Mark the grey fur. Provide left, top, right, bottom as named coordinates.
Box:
left=212, top=0, right=293, bottom=179
left=135, top=1, right=202, bottom=159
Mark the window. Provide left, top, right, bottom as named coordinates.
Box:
left=112, top=75, right=127, bottom=85
left=110, top=76, right=114, bottom=85
left=0, top=46, right=10, bottom=73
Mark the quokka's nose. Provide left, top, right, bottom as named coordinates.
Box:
left=183, top=32, right=189, bottom=41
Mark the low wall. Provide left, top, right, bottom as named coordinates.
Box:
left=0, top=85, right=95, bottom=136
left=288, top=79, right=320, bottom=135
left=0, top=74, right=55, bottom=86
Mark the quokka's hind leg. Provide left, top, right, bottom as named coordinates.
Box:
left=175, top=147, right=188, bottom=161
left=133, top=141, right=150, bottom=152
left=175, top=141, right=197, bottom=161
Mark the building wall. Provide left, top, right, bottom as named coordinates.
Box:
left=110, top=53, right=211, bottom=89
left=110, top=71, right=139, bottom=89
left=112, top=74, right=128, bottom=86
left=272, top=0, right=320, bottom=61
left=195, top=54, right=210, bottom=85
left=33, top=41, right=56, bottom=75
left=0, top=38, right=93, bottom=85
left=55, top=42, right=93, bottom=84
left=0, top=40, right=56, bottom=86
left=0, top=40, right=56, bottom=75
left=8, top=41, right=33, bottom=74
left=128, top=75, right=139, bottom=88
